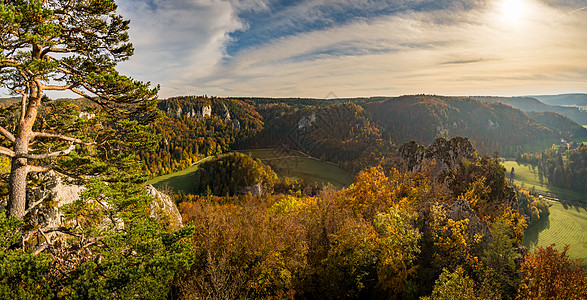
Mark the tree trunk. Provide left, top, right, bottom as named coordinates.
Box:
left=7, top=156, right=28, bottom=218
left=7, top=130, right=31, bottom=218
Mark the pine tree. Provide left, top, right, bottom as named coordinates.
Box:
left=0, top=0, right=158, bottom=218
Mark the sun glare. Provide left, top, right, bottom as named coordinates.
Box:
left=499, top=0, right=526, bottom=23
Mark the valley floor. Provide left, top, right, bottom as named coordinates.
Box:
left=502, top=160, right=587, bottom=267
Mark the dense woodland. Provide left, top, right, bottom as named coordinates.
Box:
left=192, top=152, right=277, bottom=196
left=171, top=138, right=577, bottom=299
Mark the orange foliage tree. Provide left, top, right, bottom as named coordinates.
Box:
left=517, top=244, right=587, bottom=300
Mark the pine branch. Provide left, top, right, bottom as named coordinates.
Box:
left=39, top=83, right=76, bottom=91
left=31, top=132, right=94, bottom=145
left=27, top=165, right=52, bottom=173
left=22, top=143, right=75, bottom=160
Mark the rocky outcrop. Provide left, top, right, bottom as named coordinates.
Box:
left=420, top=198, right=493, bottom=249
left=26, top=171, right=86, bottom=229
left=393, top=137, right=477, bottom=178
left=201, top=105, right=212, bottom=118
left=221, top=104, right=231, bottom=121
left=298, top=112, right=317, bottom=130
left=448, top=198, right=493, bottom=247
left=242, top=183, right=264, bottom=196
left=2, top=172, right=183, bottom=231
left=146, top=184, right=183, bottom=229
left=165, top=104, right=211, bottom=119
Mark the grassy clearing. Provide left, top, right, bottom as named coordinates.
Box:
left=502, top=160, right=585, bottom=201
left=146, top=156, right=214, bottom=194
left=502, top=160, right=587, bottom=266
left=523, top=201, right=587, bottom=267
left=239, top=149, right=354, bottom=187
left=146, top=149, right=354, bottom=194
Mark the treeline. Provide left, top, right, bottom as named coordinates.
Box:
left=517, top=146, right=587, bottom=194
left=29, top=95, right=587, bottom=179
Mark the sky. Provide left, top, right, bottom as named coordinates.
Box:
left=114, top=0, right=587, bottom=98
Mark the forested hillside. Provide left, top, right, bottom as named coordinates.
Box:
left=526, top=112, right=587, bottom=139
left=242, top=102, right=394, bottom=172
left=172, top=138, right=568, bottom=299
left=137, top=96, right=263, bottom=176
left=359, top=95, right=580, bottom=157
left=474, top=96, right=587, bottom=125
left=134, top=94, right=587, bottom=176
left=532, top=93, right=587, bottom=107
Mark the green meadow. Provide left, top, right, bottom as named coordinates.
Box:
left=502, top=160, right=585, bottom=201
left=146, top=156, right=214, bottom=194
left=238, top=149, right=354, bottom=187
left=147, top=149, right=354, bottom=195
left=502, top=160, right=587, bottom=266
left=523, top=201, right=587, bottom=267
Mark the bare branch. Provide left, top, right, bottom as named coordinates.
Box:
left=0, top=126, right=15, bottom=143
left=24, top=196, right=48, bottom=216
left=39, top=83, right=75, bottom=91
left=28, top=227, right=56, bottom=257
left=32, top=243, right=49, bottom=255
left=30, top=132, right=94, bottom=145
left=41, top=46, right=77, bottom=57
left=0, top=146, right=15, bottom=157
left=22, top=143, right=75, bottom=160
left=0, top=58, right=20, bottom=66
left=71, top=87, right=96, bottom=101
left=28, top=165, right=52, bottom=173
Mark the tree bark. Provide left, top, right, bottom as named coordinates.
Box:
left=7, top=82, right=40, bottom=218
left=7, top=139, right=29, bottom=218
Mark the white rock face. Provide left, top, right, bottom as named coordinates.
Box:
left=222, top=104, right=231, bottom=121
left=243, top=183, right=264, bottom=196
left=13, top=172, right=183, bottom=231
left=146, top=184, right=183, bottom=229
left=488, top=119, right=499, bottom=129
left=78, top=111, right=95, bottom=120
left=298, top=112, right=317, bottom=129
left=201, top=105, right=212, bottom=118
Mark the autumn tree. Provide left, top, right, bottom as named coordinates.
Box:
left=0, top=0, right=158, bottom=218
left=517, top=244, right=587, bottom=299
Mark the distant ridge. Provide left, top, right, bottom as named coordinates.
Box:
left=472, top=95, right=587, bottom=125
left=528, top=93, right=587, bottom=107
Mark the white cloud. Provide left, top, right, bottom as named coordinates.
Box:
left=115, top=0, right=587, bottom=98
left=117, top=0, right=246, bottom=96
